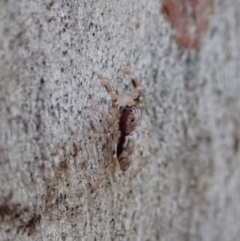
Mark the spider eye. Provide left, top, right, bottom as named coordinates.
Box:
left=131, top=117, right=135, bottom=122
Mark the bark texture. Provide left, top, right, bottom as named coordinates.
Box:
left=0, top=0, right=240, bottom=240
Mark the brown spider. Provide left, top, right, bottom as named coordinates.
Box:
left=89, top=70, right=143, bottom=192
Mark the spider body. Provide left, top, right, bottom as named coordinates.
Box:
left=117, top=104, right=141, bottom=171
left=91, top=70, right=143, bottom=191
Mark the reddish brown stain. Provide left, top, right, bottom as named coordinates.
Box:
left=162, top=0, right=214, bottom=49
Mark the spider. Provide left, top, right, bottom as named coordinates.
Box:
left=89, top=70, right=143, bottom=192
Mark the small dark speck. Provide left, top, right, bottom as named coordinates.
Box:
left=23, top=207, right=29, bottom=212
left=163, top=162, right=168, bottom=168
left=61, top=67, right=64, bottom=72
left=48, top=17, right=54, bottom=22
left=89, top=22, right=93, bottom=28
left=40, top=78, right=45, bottom=84
left=75, top=205, right=79, bottom=209
left=47, top=1, right=54, bottom=10
left=42, top=60, right=46, bottom=65
left=62, top=50, right=68, bottom=55
left=135, top=23, right=140, bottom=29
left=110, top=218, right=114, bottom=223
left=88, top=94, right=92, bottom=99
left=92, top=33, right=95, bottom=36
left=63, top=28, right=66, bottom=32
left=206, top=136, right=212, bottom=143
left=108, top=36, right=111, bottom=41
left=234, top=136, right=239, bottom=152
left=101, top=12, right=104, bottom=16
left=15, top=213, right=21, bottom=218
left=78, top=110, right=81, bottom=115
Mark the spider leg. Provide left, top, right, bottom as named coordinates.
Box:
left=136, top=128, right=151, bottom=137
left=87, top=107, right=118, bottom=126
left=82, top=107, right=119, bottom=139
left=91, top=152, right=117, bottom=193
left=93, top=72, right=121, bottom=118
left=91, top=132, right=120, bottom=192
left=120, top=69, right=143, bottom=106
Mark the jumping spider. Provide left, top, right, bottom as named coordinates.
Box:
left=89, top=70, right=143, bottom=192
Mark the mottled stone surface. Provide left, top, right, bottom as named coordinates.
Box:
left=0, top=0, right=240, bottom=240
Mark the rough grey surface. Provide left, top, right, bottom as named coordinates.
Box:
left=0, top=0, right=240, bottom=240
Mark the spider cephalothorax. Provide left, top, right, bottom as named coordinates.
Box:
left=90, top=70, right=143, bottom=191
left=119, top=105, right=141, bottom=135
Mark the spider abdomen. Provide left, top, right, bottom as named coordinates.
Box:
left=117, top=135, right=135, bottom=171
